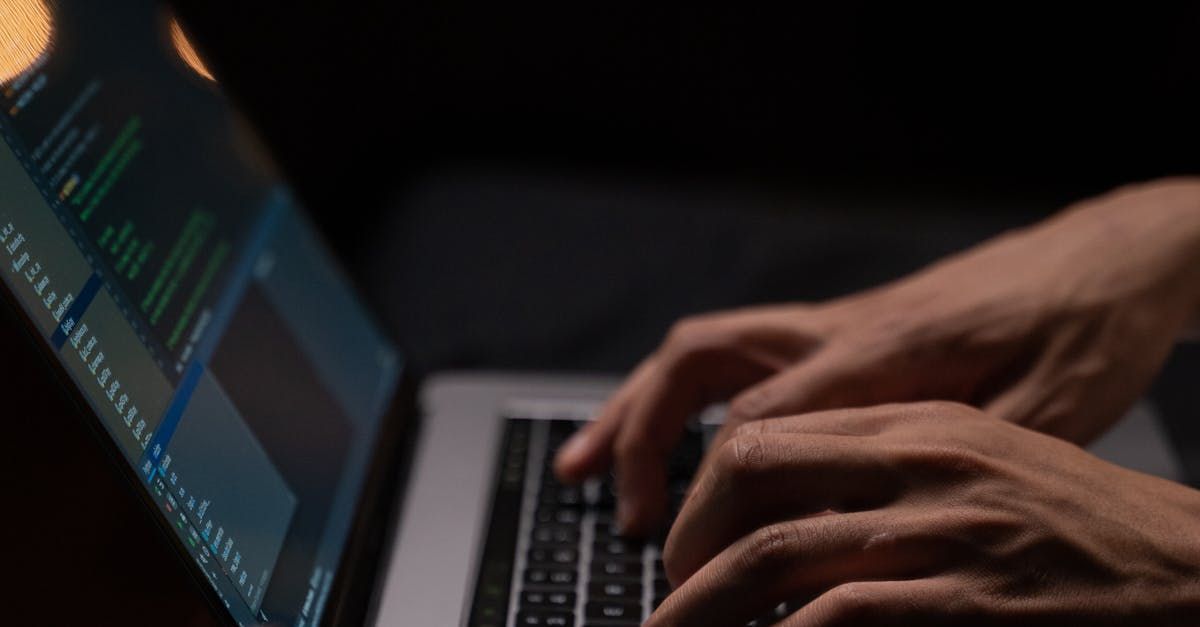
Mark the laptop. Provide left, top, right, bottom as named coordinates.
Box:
left=0, top=2, right=1185, bottom=626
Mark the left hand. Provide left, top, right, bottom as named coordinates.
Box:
left=651, top=402, right=1200, bottom=626
left=555, top=178, right=1200, bottom=536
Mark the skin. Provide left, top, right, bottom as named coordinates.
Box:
left=650, top=402, right=1200, bottom=626
left=555, top=177, right=1200, bottom=535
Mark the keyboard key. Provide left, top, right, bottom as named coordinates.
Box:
left=588, top=580, right=642, bottom=600
left=542, top=486, right=583, bottom=506
left=585, top=601, right=642, bottom=621
left=592, top=520, right=622, bottom=540
left=591, top=560, right=640, bottom=579
left=593, top=538, right=643, bottom=558
left=522, top=590, right=576, bottom=608
left=525, top=567, right=576, bottom=586
left=592, top=479, right=618, bottom=508
left=535, top=507, right=582, bottom=525
left=525, top=568, right=550, bottom=585
left=549, top=568, right=577, bottom=586
left=517, top=610, right=574, bottom=626
left=532, top=525, right=579, bottom=545
left=528, top=547, right=578, bottom=566
left=472, top=418, right=712, bottom=627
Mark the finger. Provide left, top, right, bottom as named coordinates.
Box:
left=713, top=329, right=1005, bottom=452
left=694, top=402, right=920, bottom=504
left=733, top=403, right=917, bottom=437
left=699, top=384, right=897, bottom=501
left=665, top=432, right=903, bottom=583
left=558, top=309, right=797, bottom=485
left=649, top=510, right=948, bottom=627
left=554, top=357, right=658, bottom=483
left=712, top=347, right=874, bottom=451
left=697, top=399, right=989, bottom=510
left=780, top=576, right=962, bottom=627
left=610, top=377, right=686, bottom=535
left=614, top=424, right=670, bottom=534
left=701, top=345, right=952, bottom=495
left=609, top=320, right=797, bottom=534
left=736, top=401, right=978, bottom=438
left=699, top=353, right=844, bottom=487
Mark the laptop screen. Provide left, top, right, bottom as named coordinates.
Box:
left=0, top=1, right=401, bottom=625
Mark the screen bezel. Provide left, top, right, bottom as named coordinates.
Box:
left=0, top=228, right=417, bottom=627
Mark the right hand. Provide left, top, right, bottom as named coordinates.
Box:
left=553, top=178, right=1200, bottom=535
left=652, top=403, right=1200, bottom=626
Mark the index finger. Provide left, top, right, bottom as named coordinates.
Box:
left=664, top=431, right=902, bottom=584
left=554, top=356, right=659, bottom=483
left=650, top=509, right=943, bottom=627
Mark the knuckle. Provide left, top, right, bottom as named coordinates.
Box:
left=664, top=317, right=711, bottom=352
left=732, top=434, right=766, bottom=470
left=739, top=523, right=796, bottom=570
left=713, top=434, right=767, bottom=483
left=896, top=441, right=991, bottom=478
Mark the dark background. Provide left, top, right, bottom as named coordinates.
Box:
left=165, top=0, right=1200, bottom=374
left=10, top=2, right=1200, bottom=624
left=166, top=1, right=1200, bottom=249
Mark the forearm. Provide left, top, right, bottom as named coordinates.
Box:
left=1046, top=177, right=1200, bottom=333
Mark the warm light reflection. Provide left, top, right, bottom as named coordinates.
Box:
left=169, top=16, right=214, bottom=83
left=0, top=0, right=54, bottom=84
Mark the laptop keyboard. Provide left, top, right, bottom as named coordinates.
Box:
left=467, top=417, right=706, bottom=627
left=468, top=416, right=806, bottom=627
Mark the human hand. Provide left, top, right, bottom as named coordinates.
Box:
left=555, top=178, right=1200, bottom=534
left=650, top=402, right=1200, bottom=626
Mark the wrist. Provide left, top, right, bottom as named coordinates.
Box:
left=1053, top=178, right=1200, bottom=328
